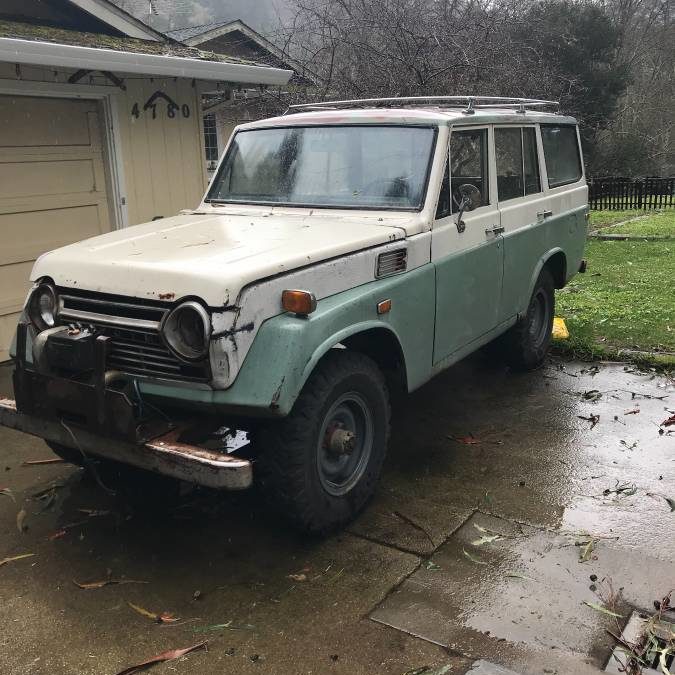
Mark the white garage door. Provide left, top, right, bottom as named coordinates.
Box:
left=0, top=95, right=113, bottom=361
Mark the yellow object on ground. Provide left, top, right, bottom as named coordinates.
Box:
left=552, top=317, right=570, bottom=340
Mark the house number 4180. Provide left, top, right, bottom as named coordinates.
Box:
left=131, top=102, right=190, bottom=119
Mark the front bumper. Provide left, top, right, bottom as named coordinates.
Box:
left=2, top=322, right=252, bottom=490
left=0, top=398, right=252, bottom=489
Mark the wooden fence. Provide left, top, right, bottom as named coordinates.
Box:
left=588, top=176, right=674, bottom=210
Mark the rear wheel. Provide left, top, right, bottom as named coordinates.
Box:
left=255, top=350, right=390, bottom=534
left=497, top=267, right=555, bottom=371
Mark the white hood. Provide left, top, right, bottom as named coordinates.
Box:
left=31, top=208, right=413, bottom=306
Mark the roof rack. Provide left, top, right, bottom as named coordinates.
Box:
left=286, top=95, right=559, bottom=115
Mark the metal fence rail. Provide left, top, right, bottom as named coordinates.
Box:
left=588, top=176, right=674, bottom=210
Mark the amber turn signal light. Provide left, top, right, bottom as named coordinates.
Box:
left=377, top=299, right=392, bottom=314
left=282, top=289, right=317, bottom=315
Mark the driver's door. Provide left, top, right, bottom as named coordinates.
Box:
left=432, top=126, right=504, bottom=365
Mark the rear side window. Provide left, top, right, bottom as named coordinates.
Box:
left=495, top=127, right=541, bottom=202
left=541, top=125, right=582, bottom=188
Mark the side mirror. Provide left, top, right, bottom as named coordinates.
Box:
left=455, top=183, right=481, bottom=233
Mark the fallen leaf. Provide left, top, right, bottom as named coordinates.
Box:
left=287, top=573, right=307, bottom=582
left=447, top=434, right=480, bottom=445
left=73, top=579, right=149, bottom=590
left=16, top=508, right=27, bottom=533
left=0, top=553, right=34, bottom=567
left=506, top=572, right=535, bottom=581
left=48, top=529, right=67, bottom=541
left=424, top=561, right=441, bottom=571
left=462, top=548, right=488, bottom=565
left=661, top=414, right=675, bottom=428
left=128, top=602, right=179, bottom=624
left=623, top=408, right=640, bottom=416
left=0, top=487, right=16, bottom=503
left=115, top=640, right=207, bottom=675
left=578, top=539, right=595, bottom=563
left=471, top=534, right=503, bottom=547
left=192, top=621, right=232, bottom=633
left=583, top=601, right=623, bottom=618
left=582, top=390, right=602, bottom=402
left=21, top=458, right=66, bottom=466
left=578, top=414, right=600, bottom=429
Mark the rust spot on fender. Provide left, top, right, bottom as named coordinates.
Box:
left=270, top=377, right=285, bottom=410
left=211, top=322, right=254, bottom=340
left=158, top=292, right=175, bottom=301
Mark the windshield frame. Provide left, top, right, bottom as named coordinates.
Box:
left=204, top=123, right=439, bottom=213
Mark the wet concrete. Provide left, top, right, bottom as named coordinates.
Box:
left=0, top=356, right=673, bottom=674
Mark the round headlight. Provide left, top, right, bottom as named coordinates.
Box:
left=28, top=283, right=58, bottom=330
left=161, top=301, right=211, bottom=361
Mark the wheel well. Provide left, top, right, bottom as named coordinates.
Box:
left=544, top=252, right=567, bottom=289
left=340, top=328, right=407, bottom=391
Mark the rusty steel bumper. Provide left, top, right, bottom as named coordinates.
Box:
left=0, top=397, right=252, bottom=491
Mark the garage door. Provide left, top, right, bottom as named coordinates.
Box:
left=0, top=95, right=113, bottom=361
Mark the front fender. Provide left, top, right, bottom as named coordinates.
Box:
left=140, top=264, right=436, bottom=417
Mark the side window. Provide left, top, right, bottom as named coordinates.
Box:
left=523, top=128, right=541, bottom=195
left=495, top=128, right=523, bottom=201
left=449, top=128, right=489, bottom=213
left=495, top=127, right=542, bottom=201
left=541, top=125, right=582, bottom=188
left=435, top=160, right=451, bottom=219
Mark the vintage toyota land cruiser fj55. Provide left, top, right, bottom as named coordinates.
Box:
left=1, top=96, right=587, bottom=532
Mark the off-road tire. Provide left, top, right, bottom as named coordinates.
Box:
left=255, top=350, right=390, bottom=534
left=498, top=267, right=555, bottom=371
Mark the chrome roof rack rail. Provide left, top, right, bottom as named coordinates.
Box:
left=285, top=95, right=559, bottom=114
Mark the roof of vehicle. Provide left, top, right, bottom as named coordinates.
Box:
left=238, top=96, right=577, bottom=129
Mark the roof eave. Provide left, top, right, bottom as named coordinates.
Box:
left=66, top=0, right=165, bottom=41
left=0, top=37, right=293, bottom=85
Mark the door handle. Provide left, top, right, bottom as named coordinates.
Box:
left=485, top=225, right=504, bottom=236
left=537, top=209, right=553, bottom=219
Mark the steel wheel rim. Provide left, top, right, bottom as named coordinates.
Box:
left=317, top=392, right=374, bottom=496
left=529, top=290, right=549, bottom=347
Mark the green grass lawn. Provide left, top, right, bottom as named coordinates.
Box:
left=556, top=238, right=675, bottom=360
left=590, top=208, right=675, bottom=237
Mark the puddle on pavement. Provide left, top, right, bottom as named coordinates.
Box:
left=371, top=511, right=674, bottom=674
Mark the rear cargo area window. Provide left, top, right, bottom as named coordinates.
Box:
left=495, top=127, right=541, bottom=201
left=541, top=125, right=582, bottom=188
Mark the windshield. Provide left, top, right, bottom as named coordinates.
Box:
left=207, top=125, right=436, bottom=210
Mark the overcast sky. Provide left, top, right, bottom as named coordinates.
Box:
left=114, top=0, right=289, bottom=34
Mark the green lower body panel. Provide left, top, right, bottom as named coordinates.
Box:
left=140, top=265, right=437, bottom=418
left=500, top=206, right=587, bottom=321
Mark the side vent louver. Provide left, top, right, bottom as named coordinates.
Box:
left=376, top=249, right=407, bottom=278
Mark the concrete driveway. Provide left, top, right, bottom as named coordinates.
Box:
left=0, top=356, right=673, bottom=675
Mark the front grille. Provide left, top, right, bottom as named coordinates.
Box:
left=56, top=290, right=210, bottom=382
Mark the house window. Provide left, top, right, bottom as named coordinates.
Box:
left=203, top=114, right=218, bottom=163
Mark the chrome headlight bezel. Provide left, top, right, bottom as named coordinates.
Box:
left=160, top=300, right=211, bottom=362
left=27, top=282, right=58, bottom=331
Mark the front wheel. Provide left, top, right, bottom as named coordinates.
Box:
left=255, top=350, right=390, bottom=534
left=498, top=267, right=555, bottom=371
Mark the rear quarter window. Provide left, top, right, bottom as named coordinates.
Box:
left=541, top=125, right=582, bottom=188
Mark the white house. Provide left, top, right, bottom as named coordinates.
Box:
left=0, top=0, right=292, bottom=360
